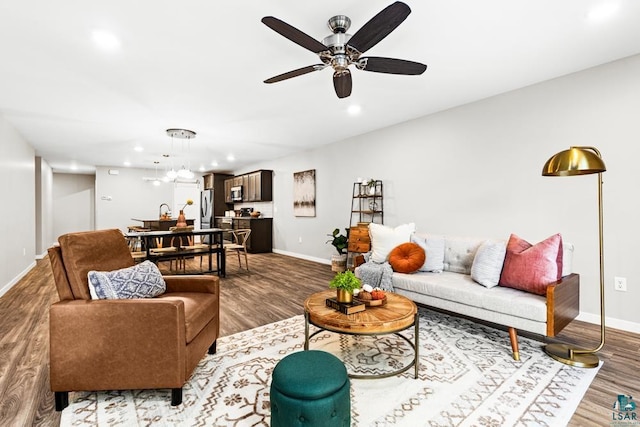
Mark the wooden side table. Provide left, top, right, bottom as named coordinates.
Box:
left=303, top=289, right=419, bottom=379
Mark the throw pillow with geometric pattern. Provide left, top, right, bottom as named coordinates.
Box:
left=88, top=260, right=166, bottom=300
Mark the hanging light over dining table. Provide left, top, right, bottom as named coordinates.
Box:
left=166, top=128, right=196, bottom=180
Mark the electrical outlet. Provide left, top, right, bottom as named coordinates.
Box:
left=298, top=236, right=303, bottom=244
left=614, top=276, right=627, bottom=292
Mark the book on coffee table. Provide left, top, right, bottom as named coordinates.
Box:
left=325, top=298, right=365, bottom=314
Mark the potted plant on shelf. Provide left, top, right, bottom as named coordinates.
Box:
left=364, top=178, right=377, bottom=195
left=326, top=228, right=349, bottom=272
left=329, top=270, right=361, bottom=303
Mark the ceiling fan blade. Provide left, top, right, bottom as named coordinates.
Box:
left=358, top=56, right=427, bottom=75
left=347, top=2, right=411, bottom=54
left=262, top=16, right=329, bottom=54
left=333, top=70, right=352, bottom=99
left=264, top=64, right=327, bottom=84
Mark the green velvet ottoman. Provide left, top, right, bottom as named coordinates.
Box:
left=270, top=350, right=350, bottom=427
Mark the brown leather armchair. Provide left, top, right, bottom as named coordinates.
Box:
left=48, top=229, right=220, bottom=411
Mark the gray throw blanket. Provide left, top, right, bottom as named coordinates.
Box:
left=354, top=253, right=394, bottom=291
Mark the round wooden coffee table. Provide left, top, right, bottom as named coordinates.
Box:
left=304, top=289, right=419, bottom=379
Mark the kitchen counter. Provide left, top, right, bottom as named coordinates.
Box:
left=131, top=218, right=195, bottom=246
left=132, top=218, right=196, bottom=226
left=214, top=216, right=271, bottom=220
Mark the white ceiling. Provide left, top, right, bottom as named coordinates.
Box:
left=1, top=1, right=640, bottom=175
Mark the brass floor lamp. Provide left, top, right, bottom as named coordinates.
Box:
left=541, top=146, right=606, bottom=368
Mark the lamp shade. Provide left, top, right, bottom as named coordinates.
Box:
left=542, top=146, right=606, bottom=176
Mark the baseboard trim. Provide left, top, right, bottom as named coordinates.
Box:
left=0, top=261, right=36, bottom=298
left=272, top=249, right=329, bottom=265
left=576, top=311, right=640, bottom=334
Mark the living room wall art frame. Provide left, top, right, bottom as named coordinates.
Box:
left=293, top=169, right=316, bottom=217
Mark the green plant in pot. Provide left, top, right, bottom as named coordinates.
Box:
left=326, top=228, right=349, bottom=272
left=329, top=270, right=361, bottom=304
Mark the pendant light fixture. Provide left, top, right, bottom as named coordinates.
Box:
left=166, top=128, right=196, bottom=180
left=152, top=161, right=161, bottom=186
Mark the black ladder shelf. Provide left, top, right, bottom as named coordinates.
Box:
left=347, top=180, right=384, bottom=267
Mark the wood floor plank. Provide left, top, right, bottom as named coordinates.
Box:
left=0, top=253, right=637, bottom=426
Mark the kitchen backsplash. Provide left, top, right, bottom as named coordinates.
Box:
left=233, top=201, right=273, bottom=218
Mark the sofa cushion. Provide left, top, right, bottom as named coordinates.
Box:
left=157, top=292, right=219, bottom=343
left=411, top=233, right=445, bottom=273
left=471, top=239, right=507, bottom=288
left=88, top=260, right=166, bottom=300
left=388, top=242, right=426, bottom=274
left=392, top=271, right=547, bottom=322
left=499, top=233, right=563, bottom=295
left=369, top=223, right=415, bottom=263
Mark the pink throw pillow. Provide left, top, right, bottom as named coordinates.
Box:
left=499, top=233, right=563, bottom=295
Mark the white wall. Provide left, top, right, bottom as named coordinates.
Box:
left=241, top=54, right=640, bottom=328
left=35, top=157, right=54, bottom=256
left=0, top=115, right=36, bottom=297
left=95, top=167, right=180, bottom=231
left=52, top=173, right=95, bottom=238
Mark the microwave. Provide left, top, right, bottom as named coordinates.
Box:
left=231, top=185, right=243, bottom=202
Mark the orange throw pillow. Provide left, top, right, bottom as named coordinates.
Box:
left=388, top=242, right=426, bottom=274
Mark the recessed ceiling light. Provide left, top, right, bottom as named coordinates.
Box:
left=587, top=3, right=619, bottom=22
left=92, top=30, right=120, bottom=50
left=210, top=161, right=219, bottom=167
left=226, top=154, right=235, bottom=162
left=348, top=105, right=361, bottom=115
left=134, top=145, right=143, bottom=152
left=198, top=166, right=205, bottom=172
left=123, top=161, right=131, bottom=167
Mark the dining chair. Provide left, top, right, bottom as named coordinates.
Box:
left=225, top=229, right=251, bottom=270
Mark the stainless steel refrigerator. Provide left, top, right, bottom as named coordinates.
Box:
left=200, top=189, right=214, bottom=231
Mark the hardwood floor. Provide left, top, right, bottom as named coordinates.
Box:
left=0, top=253, right=637, bottom=426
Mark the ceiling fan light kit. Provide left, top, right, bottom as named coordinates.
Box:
left=262, top=1, right=427, bottom=99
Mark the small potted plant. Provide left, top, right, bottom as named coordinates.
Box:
left=329, top=270, right=361, bottom=303
left=364, top=178, right=377, bottom=195
left=326, top=228, right=349, bottom=272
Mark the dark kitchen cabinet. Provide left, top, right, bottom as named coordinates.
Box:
left=224, top=178, right=234, bottom=204
left=246, top=170, right=273, bottom=201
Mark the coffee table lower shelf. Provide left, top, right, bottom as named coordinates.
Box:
left=304, top=312, right=419, bottom=380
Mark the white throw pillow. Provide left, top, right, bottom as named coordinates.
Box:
left=369, top=223, right=416, bottom=263
left=471, top=240, right=507, bottom=288
left=411, top=233, right=445, bottom=273
left=88, top=260, right=166, bottom=300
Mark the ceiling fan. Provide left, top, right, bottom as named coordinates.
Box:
left=262, top=1, right=427, bottom=99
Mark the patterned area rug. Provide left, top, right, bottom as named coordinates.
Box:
left=61, top=308, right=600, bottom=426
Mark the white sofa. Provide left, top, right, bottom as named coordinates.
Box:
left=356, top=232, right=580, bottom=360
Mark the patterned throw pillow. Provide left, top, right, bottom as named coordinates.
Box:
left=470, top=240, right=507, bottom=288
left=499, top=233, right=563, bottom=295
left=88, top=260, right=166, bottom=300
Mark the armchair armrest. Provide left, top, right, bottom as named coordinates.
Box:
left=163, top=275, right=219, bottom=294
left=546, top=273, right=580, bottom=336
left=50, top=298, right=187, bottom=391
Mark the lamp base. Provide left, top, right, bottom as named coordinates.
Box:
left=543, top=343, right=599, bottom=368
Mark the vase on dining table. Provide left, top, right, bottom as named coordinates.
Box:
left=176, top=210, right=187, bottom=227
